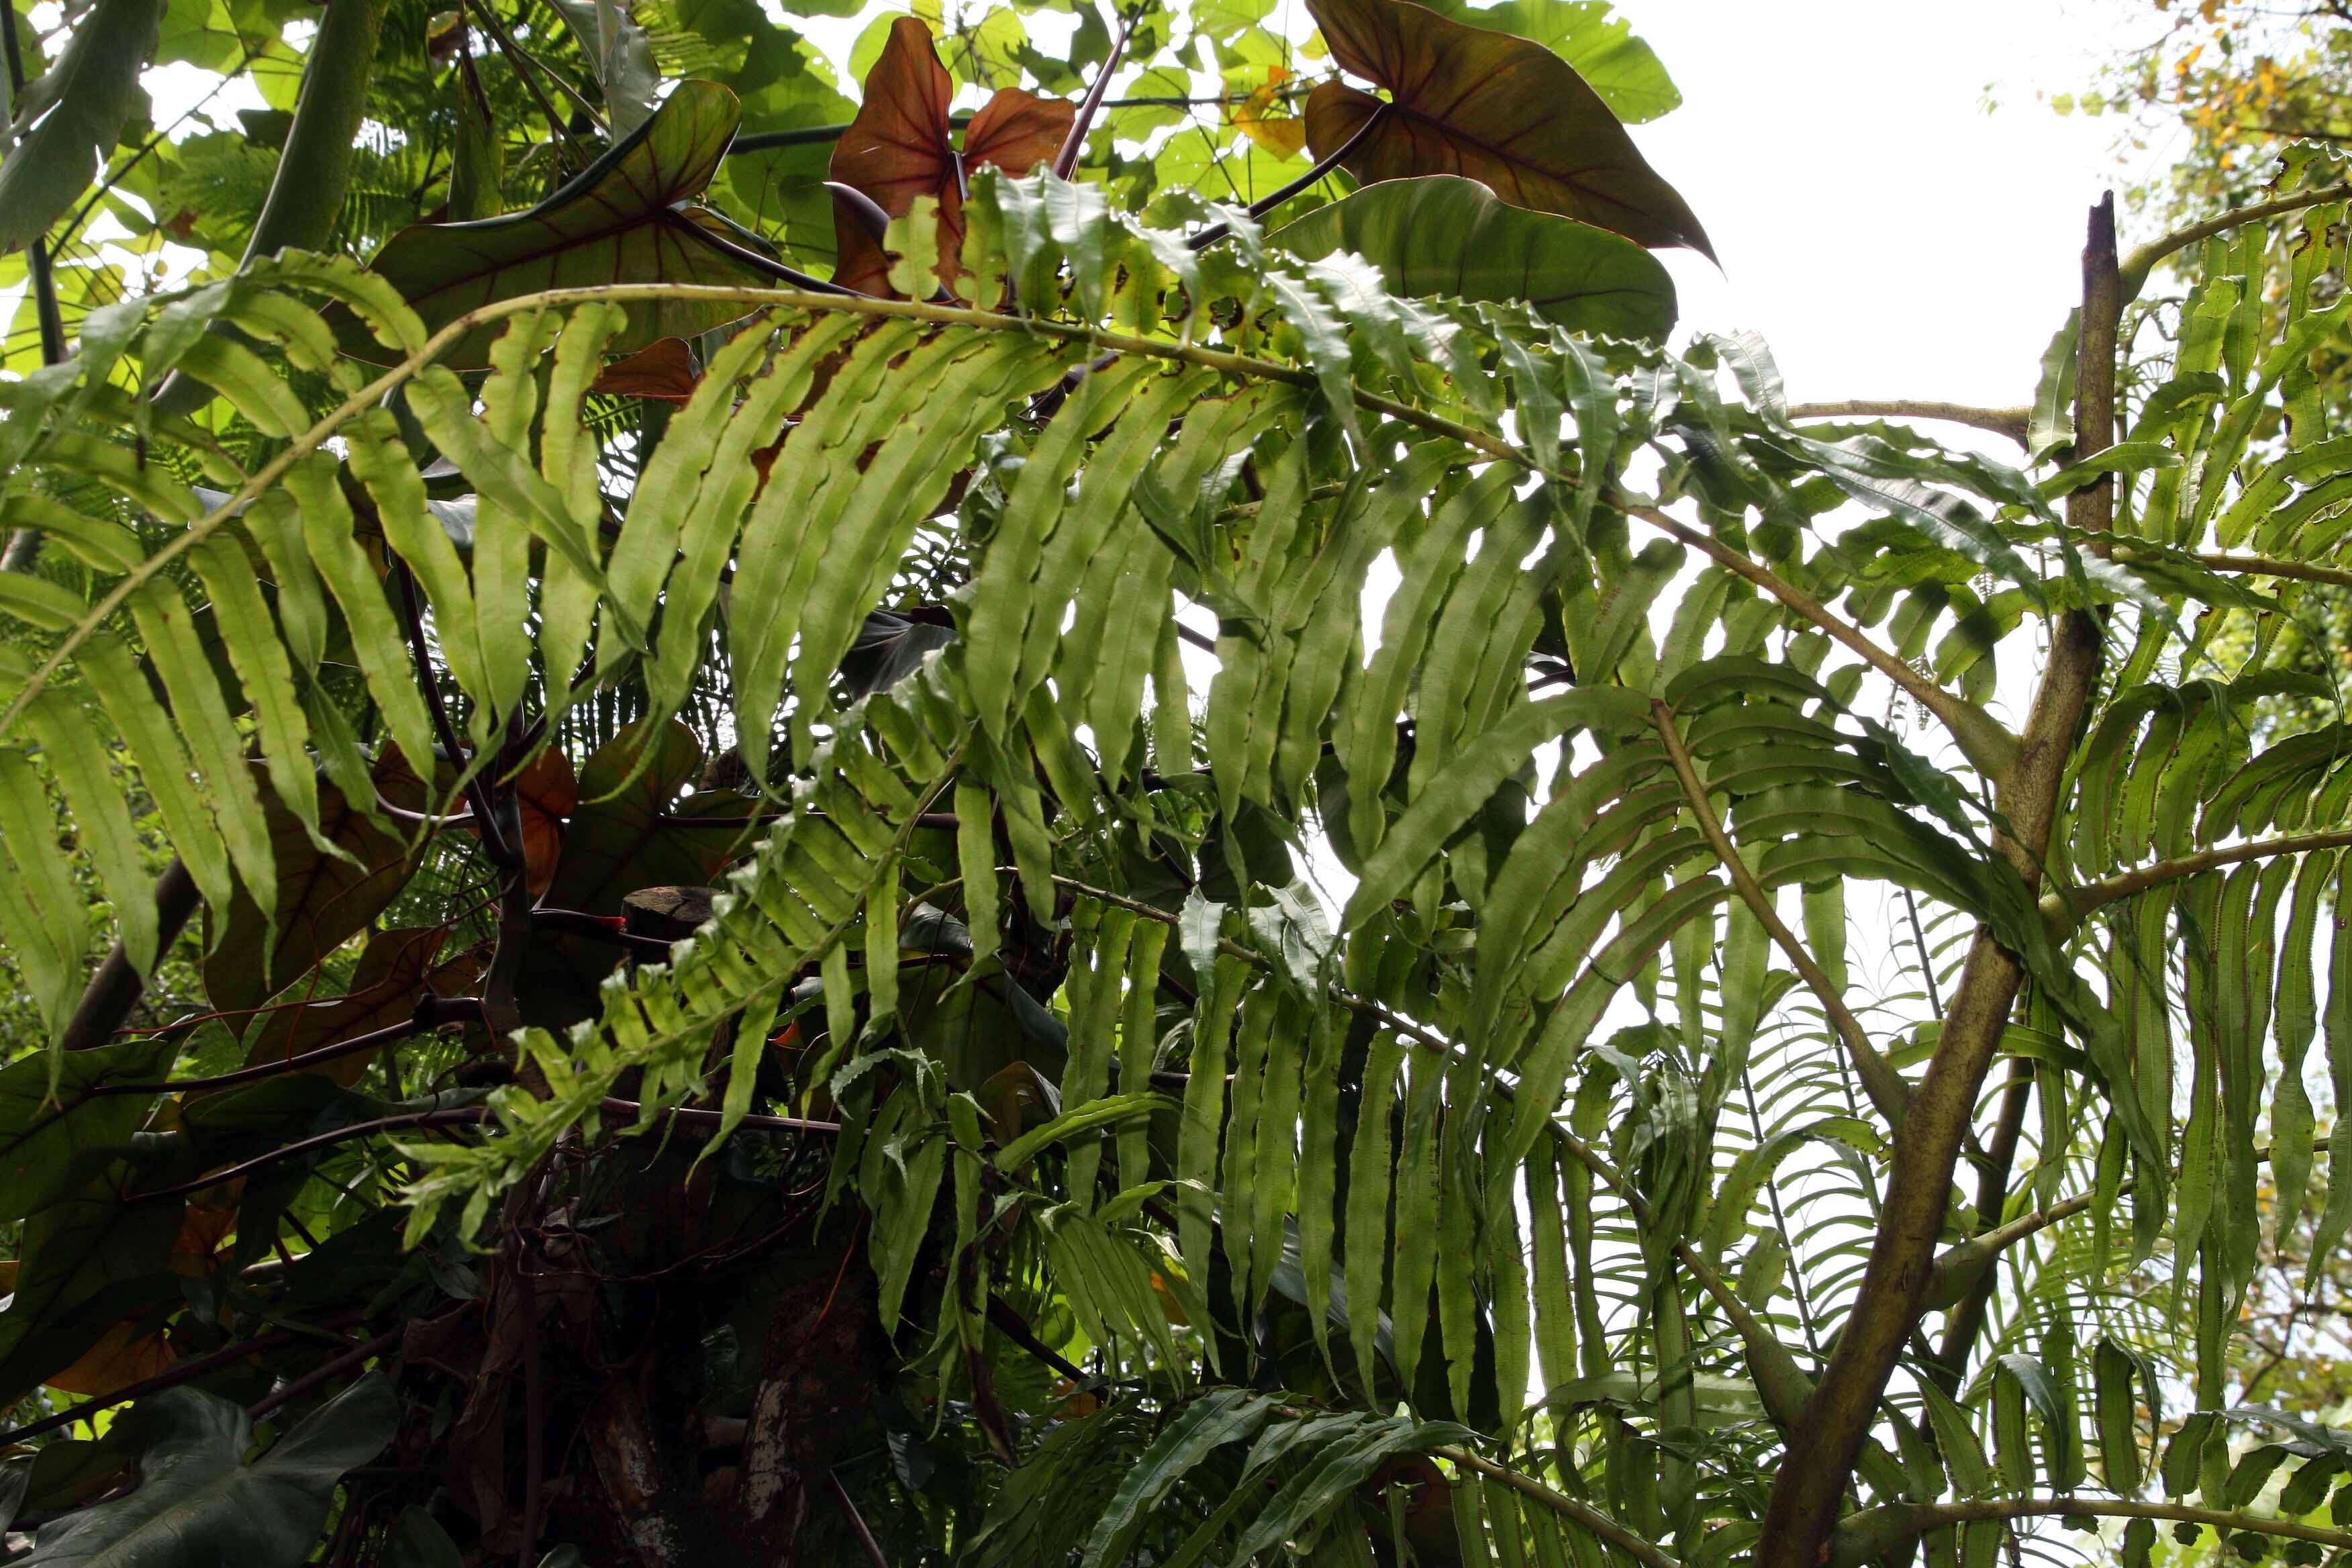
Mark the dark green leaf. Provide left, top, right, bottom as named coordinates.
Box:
left=1269, top=174, right=1675, bottom=340
left=18, top=1375, right=396, bottom=1566
left=349, top=81, right=771, bottom=367
left=0, top=0, right=165, bottom=254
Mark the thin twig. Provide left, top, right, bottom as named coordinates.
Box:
left=467, top=0, right=593, bottom=149
left=132, top=1109, right=493, bottom=1203
left=90, top=998, right=480, bottom=1095
left=1785, top=401, right=2030, bottom=446
left=1434, top=1447, right=1682, bottom=1568
left=828, top=1471, right=893, bottom=1568
left=598, top=1095, right=840, bottom=1136
left=0, top=1329, right=309, bottom=1445
left=249, top=1326, right=403, bottom=1422
left=2057, top=826, right=2352, bottom=922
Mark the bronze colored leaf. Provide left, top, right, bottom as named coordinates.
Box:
left=472, top=746, right=577, bottom=897
left=1302, top=0, right=1712, bottom=258
left=44, top=1321, right=176, bottom=1398
left=591, top=338, right=700, bottom=403
left=829, top=18, right=1072, bottom=296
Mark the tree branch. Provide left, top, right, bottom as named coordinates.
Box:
left=1930, top=1053, right=2033, bottom=1387
left=60, top=859, right=201, bottom=1052
left=1652, top=698, right=1911, bottom=1126
left=2120, top=184, right=2352, bottom=302
left=1755, top=193, right=2124, bottom=1568
left=1785, top=401, right=2031, bottom=446
left=1926, top=1184, right=2108, bottom=1310
left=2056, top=826, right=2352, bottom=923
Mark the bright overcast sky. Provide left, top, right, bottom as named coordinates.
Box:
left=1638, top=0, right=2169, bottom=419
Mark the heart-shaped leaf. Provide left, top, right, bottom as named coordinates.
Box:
left=15, top=1377, right=396, bottom=1567
left=829, top=18, right=1072, bottom=296
left=1270, top=173, right=1675, bottom=338
left=544, top=718, right=754, bottom=917
left=1302, top=0, right=1711, bottom=258
left=472, top=746, right=577, bottom=896
left=350, top=80, right=773, bottom=367
left=524, top=719, right=755, bottom=1029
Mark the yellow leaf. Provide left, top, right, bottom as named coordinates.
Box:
left=1238, top=115, right=1307, bottom=160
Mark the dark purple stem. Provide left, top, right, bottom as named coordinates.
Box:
left=1054, top=5, right=1140, bottom=180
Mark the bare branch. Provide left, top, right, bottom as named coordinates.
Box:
left=1785, top=401, right=2030, bottom=446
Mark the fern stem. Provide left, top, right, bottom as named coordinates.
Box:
left=1651, top=697, right=1911, bottom=1128
left=4, top=278, right=2007, bottom=803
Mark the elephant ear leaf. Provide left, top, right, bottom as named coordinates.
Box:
left=829, top=17, right=1070, bottom=296
left=348, top=80, right=769, bottom=367
left=0, top=0, right=165, bottom=254
left=17, top=1375, right=397, bottom=1567
left=1269, top=173, right=1676, bottom=339
left=1301, top=0, right=1712, bottom=258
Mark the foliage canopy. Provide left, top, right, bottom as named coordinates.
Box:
left=5, top=0, right=2352, bottom=1565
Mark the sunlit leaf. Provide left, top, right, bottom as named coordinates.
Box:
left=1270, top=172, right=1675, bottom=338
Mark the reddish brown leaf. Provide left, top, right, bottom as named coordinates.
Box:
left=830, top=19, right=1073, bottom=296
left=41, top=1319, right=175, bottom=1398
left=591, top=337, right=700, bottom=402
left=509, top=747, right=578, bottom=897
left=960, top=85, right=1075, bottom=178
left=1302, top=0, right=1712, bottom=258
left=240, top=926, right=485, bottom=1089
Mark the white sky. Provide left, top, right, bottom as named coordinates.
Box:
left=1641, top=0, right=2168, bottom=420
